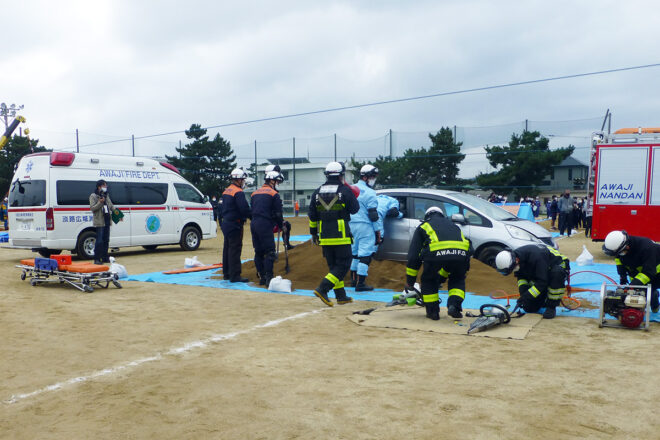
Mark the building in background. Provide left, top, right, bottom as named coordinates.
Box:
left=539, top=156, right=588, bottom=195
left=251, top=158, right=356, bottom=212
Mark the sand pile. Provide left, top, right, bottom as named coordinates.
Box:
left=239, top=240, right=519, bottom=295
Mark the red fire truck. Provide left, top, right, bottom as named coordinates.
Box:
left=589, top=127, right=660, bottom=241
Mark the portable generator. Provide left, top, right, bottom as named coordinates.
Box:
left=598, top=283, right=651, bottom=331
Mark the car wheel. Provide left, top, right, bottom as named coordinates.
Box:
left=142, top=245, right=158, bottom=251
left=180, top=226, right=201, bottom=251
left=38, top=249, right=62, bottom=258
left=477, top=245, right=505, bottom=268
left=77, top=230, right=97, bottom=260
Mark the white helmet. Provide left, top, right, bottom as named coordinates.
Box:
left=603, top=230, right=629, bottom=256
left=495, top=250, right=516, bottom=275
left=265, top=164, right=281, bottom=174
left=324, top=161, right=345, bottom=177
left=230, top=168, right=248, bottom=180
left=265, top=170, right=284, bottom=183
left=424, top=206, right=444, bottom=221
left=360, top=164, right=379, bottom=178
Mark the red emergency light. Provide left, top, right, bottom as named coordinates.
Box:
left=50, top=152, right=75, bottom=166
left=160, top=162, right=180, bottom=174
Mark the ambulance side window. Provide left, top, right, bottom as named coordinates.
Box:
left=127, top=183, right=168, bottom=205
left=174, top=183, right=204, bottom=204
left=56, top=181, right=129, bottom=205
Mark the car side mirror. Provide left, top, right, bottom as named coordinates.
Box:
left=203, top=195, right=209, bottom=203
left=451, top=213, right=467, bottom=225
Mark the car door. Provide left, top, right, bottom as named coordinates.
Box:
left=127, top=182, right=175, bottom=245
left=375, top=194, right=415, bottom=261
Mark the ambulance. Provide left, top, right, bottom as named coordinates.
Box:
left=589, top=127, right=660, bottom=241
left=7, top=151, right=217, bottom=259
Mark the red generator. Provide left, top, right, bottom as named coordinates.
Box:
left=588, top=127, right=660, bottom=241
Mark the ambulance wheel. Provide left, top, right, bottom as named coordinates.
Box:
left=142, top=245, right=158, bottom=251
left=180, top=226, right=201, bottom=251
left=76, top=230, right=97, bottom=260
left=38, top=249, right=61, bottom=258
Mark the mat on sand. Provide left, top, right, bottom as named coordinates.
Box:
left=348, top=305, right=543, bottom=339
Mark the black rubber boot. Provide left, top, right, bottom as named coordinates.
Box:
left=651, top=290, right=659, bottom=313
left=263, top=273, right=273, bottom=288
left=355, top=275, right=374, bottom=292
left=447, top=295, right=463, bottom=319
left=230, top=276, right=249, bottom=283
left=543, top=299, right=560, bottom=319
left=350, top=271, right=357, bottom=287
left=334, top=288, right=353, bottom=305
left=313, top=279, right=334, bottom=307
left=425, top=302, right=440, bottom=320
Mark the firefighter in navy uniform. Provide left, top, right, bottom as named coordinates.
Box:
left=405, top=207, right=472, bottom=320
left=221, top=168, right=251, bottom=283
left=308, top=161, right=360, bottom=307
left=602, top=230, right=660, bottom=313
left=265, top=164, right=296, bottom=250
left=495, top=244, right=570, bottom=319
left=250, top=171, right=285, bottom=286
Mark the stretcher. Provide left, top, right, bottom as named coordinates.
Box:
left=16, top=257, right=122, bottom=293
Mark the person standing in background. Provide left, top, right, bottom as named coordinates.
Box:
left=550, top=195, right=558, bottom=230
left=89, top=180, right=115, bottom=264
left=584, top=194, right=593, bottom=238
left=557, top=190, right=574, bottom=236
left=221, top=169, right=251, bottom=283
left=0, top=196, right=7, bottom=230
left=294, top=200, right=300, bottom=217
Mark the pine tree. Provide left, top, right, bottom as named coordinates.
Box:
left=165, top=124, right=237, bottom=197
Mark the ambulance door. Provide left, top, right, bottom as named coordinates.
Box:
left=127, top=182, right=176, bottom=245
left=172, top=182, right=213, bottom=236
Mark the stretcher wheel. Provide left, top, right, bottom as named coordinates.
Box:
left=30, top=280, right=37, bottom=287
left=83, top=285, right=94, bottom=293
left=112, top=280, right=122, bottom=289
left=20, top=272, right=26, bottom=281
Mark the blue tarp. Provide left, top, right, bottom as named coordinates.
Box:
left=0, top=232, right=8, bottom=243
left=277, top=234, right=311, bottom=242
left=494, top=202, right=535, bottom=222
left=125, top=261, right=660, bottom=322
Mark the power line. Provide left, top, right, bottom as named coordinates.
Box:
left=71, top=62, right=660, bottom=149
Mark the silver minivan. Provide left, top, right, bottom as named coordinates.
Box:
left=375, top=188, right=556, bottom=265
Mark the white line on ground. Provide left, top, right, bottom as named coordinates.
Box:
left=4, top=309, right=323, bottom=405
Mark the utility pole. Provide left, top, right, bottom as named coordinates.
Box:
left=292, top=137, right=296, bottom=210
left=76, top=129, right=80, bottom=153
left=389, top=129, right=393, bottom=158
left=334, top=133, right=337, bottom=161
left=131, top=134, right=135, bottom=157
left=0, top=103, right=24, bottom=129
left=254, top=140, right=258, bottom=188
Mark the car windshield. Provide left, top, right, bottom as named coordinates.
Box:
left=448, top=192, right=519, bottom=221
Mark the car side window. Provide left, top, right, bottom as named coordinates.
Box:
left=174, top=183, right=204, bottom=204
left=393, top=196, right=408, bottom=218
left=412, top=197, right=442, bottom=220
left=464, top=207, right=485, bottom=226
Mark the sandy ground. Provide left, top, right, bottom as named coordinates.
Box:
left=1, top=216, right=660, bottom=439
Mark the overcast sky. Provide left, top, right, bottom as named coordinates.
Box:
left=4, top=0, right=660, bottom=176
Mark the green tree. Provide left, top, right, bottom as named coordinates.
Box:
left=0, top=134, right=49, bottom=197
left=476, top=130, right=574, bottom=198
left=165, top=124, right=236, bottom=197
left=350, top=127, right=466, bottom=188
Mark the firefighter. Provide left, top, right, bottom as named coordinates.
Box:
left=308, top=161, right=360, bottom=307
left=405, top=207, right=471, bottom=320
left=1, top=196, right=8, bottom=230
left=602, top=230, right=660, bottom=313
left=495, top=244, right=570, bottom=319
left=348, top=164, right=381, bottom=291
left=265, top=164, right=295, bottom=250
left=221, top=168, right=251, bottom=283
left=250, top=170, right=284, bottom=287
left=375, top=194, right=403, bottom=241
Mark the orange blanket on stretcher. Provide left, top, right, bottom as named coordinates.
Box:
left=20, top=259, right=110, bottom=273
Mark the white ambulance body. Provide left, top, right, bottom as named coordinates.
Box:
left=7, top=152, right=217, bottom=258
